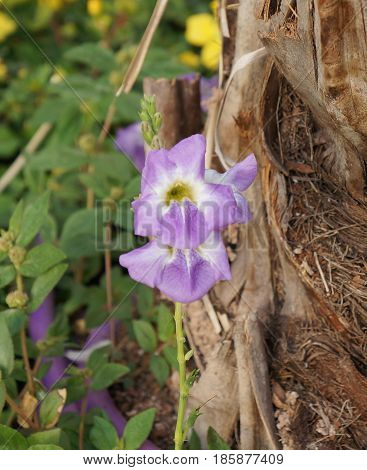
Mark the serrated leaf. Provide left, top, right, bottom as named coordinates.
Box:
left=157, top=304, right=174, bottom=341
left=29, top=147, right=88, bottom=171
left=59, top=209, right=103, bottom=259
left=65, top=43, right=116, bottom=72
left=16, top=192, right=50, bottom=247
left=0, top=424, right=28, bottom=450
left=0, top=316, right=14, bottom=376
left=0, top=265, right=16, bottom=288
left=9, top=200, right=24, bottom=237
left=91, top=363, right=129, bottom=391
left=132, top=320, right=157, bottom=353
left=149, top=355, right=169, bottom=387
left=1, top=309, right=26, bottom=335
left=28, top=428, right=62, bottom=447
left=20, top=243, right=66, bottom=277
left=39, top=389, right=67, bottom=430
left=28, top=263, right=68, bottom=311
left=207, top=426, right=231, bottom=450
left=123, top=408, right=156, bottom=450
left=90, top=416, right=118, bottom=450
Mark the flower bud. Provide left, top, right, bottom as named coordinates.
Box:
left=78, top=133, right=96, bottom=154
left=110, top=186, right=124, bottom=201
left=150, top=135, right=162, bottom=150
left=153, top=112, right=162, bottom=131
left=8, top=246, right=26, bottom=269
left=0, top=230, right=15, bottom=253
left=6, top=290, right=28, bottom=309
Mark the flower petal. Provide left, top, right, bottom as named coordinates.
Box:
left=199, top=232, right=231, bottom=281
left=159, top=249, right=216, bottom=303
left=141, top=148, right=175, bottom=196
left=167, top=134, right=205, bottom=179
left=119, top=241, right=169, bottom=289
left=199, top=182, right=239, bottom=231
left=205, top=154, right=257, bottom=191
left=159, top=200, right=206, bottom=249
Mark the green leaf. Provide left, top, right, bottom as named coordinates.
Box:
left=87, top=346, right=109, bottom=372
left=207, top=426, right=231, bottom=450
left=28, top=428, right=62, bottom=447
left=0, top=126, right=20, bottom=158
left=189, top=429, right=202, bottom=450
left=90, top=416, right=118, bottom=450
left=65, top=43, right=116, bottom=72
left=162, top=345, right=178, bottom=371
left=16, top=192, right=50, bottom=247
left=91, top=363, right=129, bottom=391
left=28, top=444, right=63, bottom=450
left=157, top=304, right=175, bottom=341
left=20, top=243, right=66, bottom=277
left=0, top=316, right=14, bottom=376
left=29, top=147, right=88, bottom=171
left=0, top=424, right=27, bottom=450
left=132, top=320, right=157, bottom=353
left=59, top=209, right=103, bottom=259
left=9, top=200, right=25, bottom=237
left=29, top=263, right=68, bottom=311
left=122, top=408, right=156, bottom=450
left=2, top=309, right=26, bottom=335
left=149, top=355, right=169, bottom=387
left=39, top=389, right=67, bottom=430
left=0, top=265, right=16, bottom=288
left=0, top=379, right=5, bottom=416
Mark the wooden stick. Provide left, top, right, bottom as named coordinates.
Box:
left=0, top=122, right=52, bottom=193
left=116, top=0, right=169, bottom=96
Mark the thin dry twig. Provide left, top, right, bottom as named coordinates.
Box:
left=0, top=122, right=52, bottom=193
left=116, top=0, right=169, bottom=97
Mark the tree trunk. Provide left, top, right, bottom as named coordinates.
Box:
left=187, top=0, right=367, bottom=450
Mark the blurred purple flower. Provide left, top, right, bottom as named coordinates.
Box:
left=116, top=123, right=145, bottom=172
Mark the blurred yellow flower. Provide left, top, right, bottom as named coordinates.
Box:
left=38, top=0, right=64, bottom=11
left=185, top=11, right=221, bottom=70
left=201, top=38, right=221, bottom=70
left=0, top=61, right=8, bottom=81
left=210, top=1, right=219, bottom=14
left=0, top=12, right=17, bottom=42
left=179, top=51, right=200, bottom=69
left=185, top=13, right=218, bottom=47
left=87, top=0, right=103, bottom=16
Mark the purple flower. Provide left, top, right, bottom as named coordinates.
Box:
left=132, top=134, right=246, bottom=249
left=119, top=134, right=257, bottom=303
left=205, top=153, right=258, bottom=224
left=119, top=232, right=231, bottom=303
left=116, top=123, right=145, bottom=172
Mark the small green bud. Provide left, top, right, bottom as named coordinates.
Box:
left=78, top=133, right=96, bottom=154
left=110, top=186, right=124, bottom=201
left=150, top=135, right=162, bottom=150
left=0, top=230, right=15, bottom=252
left=6, top=290, right=28, bottom=309
left=153, top=112, right=162, bottom=131
left=185, top=350, right=194, bottom=361
left=8, top=246, right=26, bottom=269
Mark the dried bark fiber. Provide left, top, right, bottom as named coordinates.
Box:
left=188, top=0, right=367, bottom=450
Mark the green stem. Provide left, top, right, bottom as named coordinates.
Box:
left=174, top=301, right=187, bottom=450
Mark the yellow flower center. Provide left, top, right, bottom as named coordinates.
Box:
left=165, top=181, right=195, bottom=206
